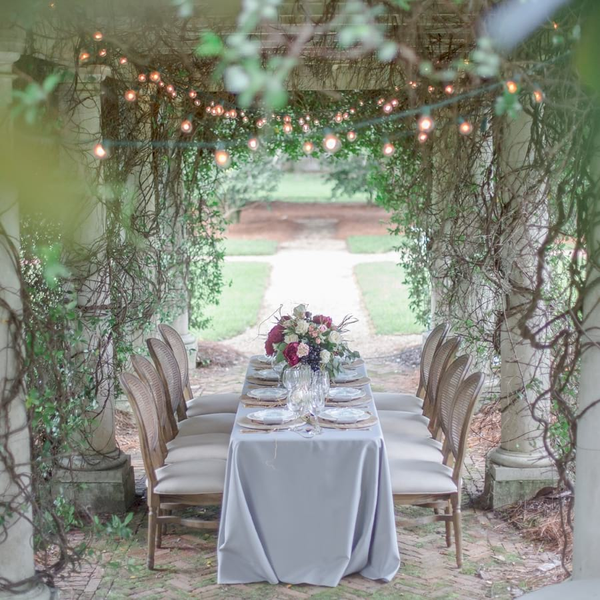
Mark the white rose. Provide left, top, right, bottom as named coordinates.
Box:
left=329, top=331, right=342, bottom=344
left=297, top=343, right=310, bottom=358
left=284, top=333, right=299, bottom=343
left=293, top=304, right=308, bottom=318
left=295, top=320, right=309, bottom=335
left=320, top=350, right=331, bottom=363
left=282, top=319, right=293, bottom=328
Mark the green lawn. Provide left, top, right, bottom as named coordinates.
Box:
left=224, top=238, right=278, bottom=256
left=347, top=235, right=399, bottom=254
left=274, top=172, right=368, bottom=203
left=196, top=262, right=270, bottom=341
left=354, top=262, right=422, bottom=335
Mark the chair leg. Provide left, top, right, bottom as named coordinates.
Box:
left=452, top=500, right=463, bottom=568
left=445, top=503, right=452, bottom=548
left=147, top=502, right=158, bottom=570
left=156, top=509, right=163, bottom=549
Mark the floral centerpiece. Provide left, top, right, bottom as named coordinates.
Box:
left=265, top=304, right=359, bottom=376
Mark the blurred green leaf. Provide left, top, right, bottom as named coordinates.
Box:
left=196, top=32, right=224, bottom=57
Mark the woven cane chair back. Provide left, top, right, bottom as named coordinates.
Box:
left=147, top=337, right=186, bottom=419
left=158, top=324, right=192, bottom=401
left=435, top=354, right=472, bottom=438
left=418, top=323, right=450, bottom=397
left=423, top=337, right=460, bottom=417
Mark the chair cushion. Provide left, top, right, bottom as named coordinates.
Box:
left=374, top=392, right=423, bottom=413
left=154, top=458, right=226, bottom=495
left=384, top=435, right=444, bottom=463
left=187, top=393, right=240, bottom=417
left=165, top=433, right=230, bottom=462
left=389, top=459, right=457, bottom=496
left=378, top=411, right=431, bottom=439
left=178, top=413, right=235, bottom=436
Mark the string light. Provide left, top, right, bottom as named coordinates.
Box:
left=409, top=81, right=418, bottom=89
left=302, top=141, right=315, bottom=154
left=459, top=121, right=473, bottom=135
left=383, top=103, right=393, bottom=114
left=149, top=72, right=161, bottom=84
left=124, top=90, right=137, bottom=102
left=283, top=123, right=293, bottom=134
left=418, top=114, right=435, bottom=133
left=349, top=108, right=355, bottom=114
left=242, top=116, right=249, bottom=123
left=283, top=115, right=291, bottom=123
left=553, top=21, right=559, bottom=30
left=248, top=137, right=259, bottom=151
left=428, top=85, right=435, bottom=93
left=98, top=49, right=107, bottom=58
left=533, top=89, right=544, bottom=103
left=343, top=112, right=349, bottom=120
left=214, top=149, right=231, bottom=168
left=257, top=118, right=266, bottom=128
left=138, top=73, right=147, bottom=83
left=93, top=31, right=103, bottom=41
left=314, top=119, right=320, bottom=126
left=391, top=99, right=399, bottom=107
left=323, top=133, right=341, bottom=153
left=194, top=99, right=201, bottom=107
left=166, top=84, right=175, bottom=94
left=347, top=131, right=357, bottom=142
left=444, top=84, right=454, bottom=95
left=302, top=123, right=310, bottom=132
left=377, top=98, right=385, bottom=106
left=298, top=117, right=305, bottom=125
left=119, top=56, right=128, bottom=65
left=334, top=112, right=343, bottom=123
left=214, top=104, right=224, bottom=116
left=93, top=143, right=108, bottom=159
left=180, top=120, right=193, bottom=134
left=382, top=142, right=395, bottom=156
left=418, top=132, right=428, bottom=143
left=189, top=90, right=197, bottom=99
left=79, top=51, right=90, bottom=62
left=158, top=81, right=165, bottom=88
left=229, top=109, right=237, bottom=118
left=506, top=80, right=518, bottom=94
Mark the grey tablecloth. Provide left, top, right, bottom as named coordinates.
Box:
left=217, top=360, right=400, bottom=586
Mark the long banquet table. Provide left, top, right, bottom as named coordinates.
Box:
left=217, top=358, right=400, bottom=586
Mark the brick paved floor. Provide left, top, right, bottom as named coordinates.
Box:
left=55, top=354, right=564, bottom=599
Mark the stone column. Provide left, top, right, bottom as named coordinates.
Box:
left=0, top=34, right=52, bottom=600
left=572, top=137, right=600, bottom=580
left=484, top=111, right=557, bottom=509
left=53, top=66, right=134, bottom=513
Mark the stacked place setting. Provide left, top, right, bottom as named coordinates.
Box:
left=237, top=304, right=377, bottom=433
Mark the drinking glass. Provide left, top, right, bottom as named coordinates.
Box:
left=287, top=386, right=305, bottom=418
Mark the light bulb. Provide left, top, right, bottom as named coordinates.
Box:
left=302, top=124, right=310, bottom=133
left=409, top=81, right=418, bottom=89
left=343, top=112, right=349, bottom=120
left=283, top=115, right=291, bottom=123
left=229, top=109, right=237, bottom=118
left=323, top=134, right=341, bottom=153
left=166, top=84, right=175, bottom=94
left=418, top=115, right=434, bottom=133
left=334, top=112, right=343, bottom=123
left=349, top=108, right=355, bottom=114
left=119, top=56, right=128, bottom=65
left=205, top=106, right=211, bottom=113
left=98, top=49, right=107, bottom=58
left=149, top=71, right=161, bottom=83
left=427, top=85, right=435, bottom=93
left=418, top=132, right=428, bottom=143
left=242, top=116, right=248, bottom=123
left=506, top=80, right=518, bottom=94
left=194, top=99, right=201, bottom=106
left=377, top=98, right=385, bottom=106
left=248, top=138, right=259, bottom=151
left=214, top=150, right=231, bottom=168
left=79, top=51, right=90, bottom=62
left=180, top=120, right=193, bottom=133
left=347, top=131, right=357, bottom=142
left=459, top=121, right=473, bottom=135
left=158, top=81, right=165, bottom=88
left=444, top=84, right=454, bottom=94
left=214, top=104, right=224, bottom=116
left=189, top=90, right=197, bottom=99
left=138, top=73, right=147, bottom=83
left=533, top=89, right=544, bottom=103
left=124, top=90, right=137, bottom=102
left=93, top=143, right=108, bottom=159
left=257, top=119, right=265, bottom=128
left=383, top=103, right=393, bottom=114
left=313, top=119, right=320, bottom=125
left=382, top=142, right=395, bottom=156
left=302, top=141, right=315, bottom=154
left=391, top=98, right=399, bottom=107
left=283, top=123, right=293, bottom=134
left=93, top=31, right=103, bottom=42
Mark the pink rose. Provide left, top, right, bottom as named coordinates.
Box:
left=313, top=315, right=333, bottom=328
left=283, top=342, right=300, bottom=366
left=318, top=324, right=327, bottom=333
left=265, top=323, right=285, bottom=355
left=297, top=342, right=310, bottom=358
left=315, top=338, right=321, bottom=344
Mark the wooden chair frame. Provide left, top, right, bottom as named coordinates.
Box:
left=120, top=372, right=221, bottom=570
left=422, top=336, right=461, bottom=421
left=393, top=372, right=484, bottom=568
left=416, top=323, right=450, bottom=399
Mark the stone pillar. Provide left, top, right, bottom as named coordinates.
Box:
left=0, top=34, right=52, bottom=600
left=572, top=137, right=600, bottom=580
left=484, top=111, right=557, bottom=509
left=53, top=66, right=134, bottom=513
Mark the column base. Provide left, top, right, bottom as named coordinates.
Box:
left=180, top=331, right=197, bottom=369
left=52, top=453, right=135, bottom=514
left=484, top=454, right=558, bottom=510
left=1, top=581, right=54, bottom=600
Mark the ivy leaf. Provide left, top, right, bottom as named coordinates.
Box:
left=224, top=65, right=250, bottom=93
left=196, top=32, right=224, bottom=57
left=378, top=41, right=398, bottom=62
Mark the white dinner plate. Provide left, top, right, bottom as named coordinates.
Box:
left=320, top=407, right=369, bottom=424
left=334, top=369, right=360, bottom=383
left=252, top=368, right=280, bottom=381
left=247, top=408, right=296, bottom=425
left=247, top=387, right=288, bottom=401
left=328, top=387, right=365, bottom=402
